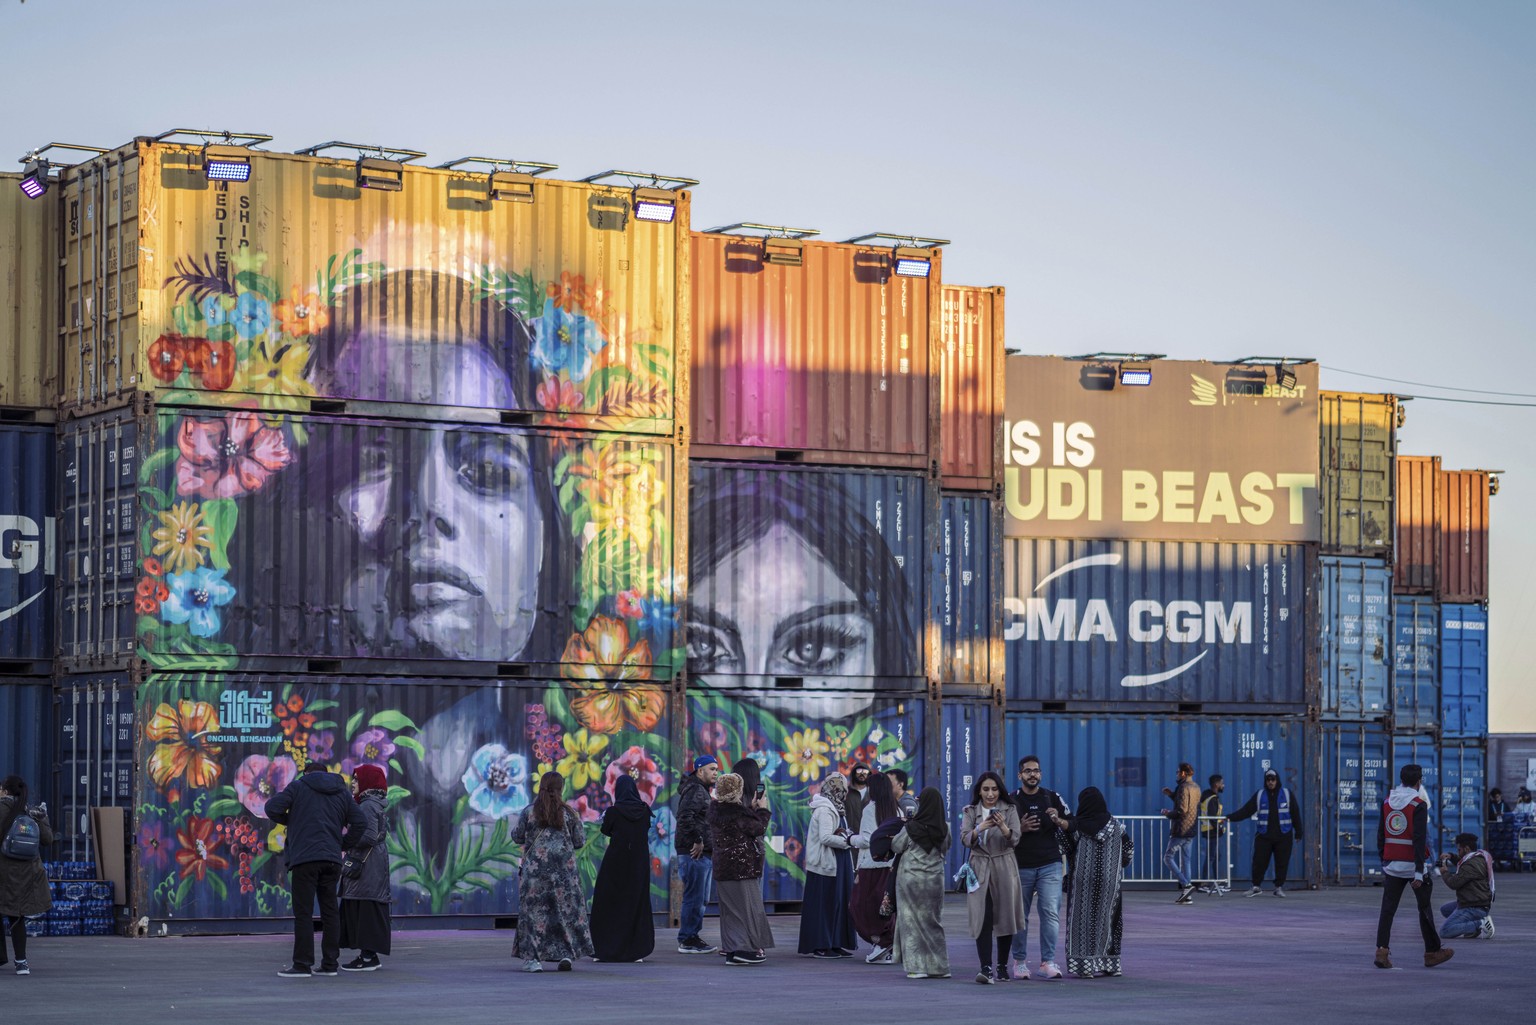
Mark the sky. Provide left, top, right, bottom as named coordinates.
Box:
left=4, top=0, right=1532, bottom=729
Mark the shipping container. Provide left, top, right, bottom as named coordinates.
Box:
left=0, top=173, right=61, bottom=410
left=684, top=686, right=923, bottom=904
left=0, top=423, right=55, bottom=665
left=690, top=231, right=938, bottom=464
left=132, top=675, right=676, bottom=926
left=1392, top=597, right=1440, bottom=731
left=1319, top=391, right=1397, bottom=555
left=58, top=673, right=136, bottom=755
left=1004, top=538, right=1309, bottom=709
left=1003, top=711, right=1308, bottom=884
left=1392, top=733, right=1441, bottom=839
left=938, top=285, right=1003, bottom=489
left=54, top=673, right=137, bottom=859
left=1439, top=604, right=1488, bottom=739
left=0, top=680, right=54, bottom=815
left=1438, top=739, right=1486, bottom=846
left=1487, top=733, right=1536, bottom=796
left=1438, top=469, right=1491, bottom=603
left=688, top=462, right=928, bottom=688
left=1312, top=720, right=1390, bottom=884
left=1393, top=455, right=1439, bottom=594
left=58, top=141, right=686, bottom=432
left=932, top=493, right=999, bottom=686
left=1317, top=556, right=1391, bottom=719
left=59, top=405, right=681, bottom=675
left=939, top=699, right=996, bottom=882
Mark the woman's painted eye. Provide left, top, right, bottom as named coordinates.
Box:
left=685, top=627, right=732, bottom=673
left=778, top=622, right=865, bottom=673
left=450, top=433, right=528, bottom=497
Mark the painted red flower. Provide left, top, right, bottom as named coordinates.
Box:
left=176, top=412, right=292, bottom=499
left=184, top=339, right=236, bottom=391
left=175, top=815, right=230, bottom=881
left=603, top=745, right=664, bottom=806
left=615, top=589, right=644, bottom=619
left=535, top=376, right=584, bottom=420
left=148, top=334, right=193, bottom=383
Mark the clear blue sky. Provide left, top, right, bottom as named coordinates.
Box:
left=6, top=0, right=1532, bottom=728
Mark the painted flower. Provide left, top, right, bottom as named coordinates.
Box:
left=838, top=744, right=877, bottom=775
left=603, top=746, right=664, bottom=806
left=151, top=501, right=214, bottom=574
left=697, top=722, right=728, bottom=752
left=531, top=298, right=605, bottom=383
left=234, top=754, right=298, bottom=818
left=824, top=725, right=853, bottom=762
left=175, top=816, right=229, bottom=881
left=525, top=704, right=548, bottom=733
left=147, top=334, right=193, bottom=383
left=342, top=727, right=396, bottom=775
left=602, top=378, right=670, bottom=420
left=143, top=557, right=164, bottom=577
left=134, top=576, right=170, bottom=615
left=274, top=289, right=330, bottom=336
left=201, top=295, right=231, bottom=326
left=138, top=821, right=170, bottom=871
left=615, top=589, right=645, bottom=619
left=565, top=444, right=637, bottom=512
left=267, top=824, right=287, bottom=854
left=533, top=725, right=566, bottom=766
left=647, top=807, right=675, bottom=864
left=307, top=730, right=335, bottom=763
left=636, top=599, right=679, bottom=647
left=572, top=792, right=605, bottom=823
left=875, top=745, right=908, bottom=772
left=535, top=376, right=584, bottom=419
left=782, top=728, right=831, bottom=783
left=176, top=412, right=292, bottom=499
left=185, top=339, right=236, bottom=390
left=461, top=743, right=531, bottom=819
left=556, top=728, right=608, bottom=791
left=146, top=700, right=223, bottom=788
left=747, top=748, right=785, bottom=779
left=161, top=566, right=236, bottom=638
left=784, top=837, right=803, bottom=863
left=562, top=616, right=661, bottom=734
left=233, top=342, right=316, bottom=403
left=232, top=292, right=272, bottom=340
left=547, top=272, right=589, bottom=313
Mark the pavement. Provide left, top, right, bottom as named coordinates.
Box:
left=4, top=876, right=1531, bottom=1025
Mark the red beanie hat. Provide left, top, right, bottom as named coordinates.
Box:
left=352, top=764, right=387, bottom=797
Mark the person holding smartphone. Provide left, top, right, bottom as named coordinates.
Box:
left=960, top=771, right=1023, bottom=985
left=709, top=773, right=775, bottom=965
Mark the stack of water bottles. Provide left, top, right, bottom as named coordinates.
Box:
left=42, top=861, right=116, bottom=936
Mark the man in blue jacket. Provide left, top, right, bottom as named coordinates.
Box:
left=266, top=764, right=367, bottom=978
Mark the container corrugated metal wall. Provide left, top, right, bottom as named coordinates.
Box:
left=59, top=143, right=686, bottom=432
left=1392, top=597, right=1440, bottom=731
left=1393, top=455, right=1439, bottom=595
left=0, top=173, right=60, bottom=409
left=685, top=687, right=923, bottom=904
left=1319, top=392, right=1396, bottom=555
left=1004, top=538, right=1309, bottom=708
left=1392, top=733, right=1441, bottom=818
left=939, top=699, right=994, bottom=882
left=56, top=673, right=138, bottom=856
left=690, top=232, right=936, bottom=462
left=938, top=285, right=1002, bottom=489
left=60, top=406, right=680, bottom=673
left=1003, top=712, right=1308, bottom=883
left=688, top=462, right=927, bottom=688
left=933, top=493, right=996, bottom=685
left=1439, top=604, right=1488, bottom=739
left=1317, top=556, right=1391, bottom=719
left=1438, top=469, right=1491, bottom=603
left=1312, top=720, right=1390, bottom=884
left=1438, top=740, right=1486, bottom=845
left=0, top=680, right=54, bottom=812
left=0, top=424, right=56, bottom=663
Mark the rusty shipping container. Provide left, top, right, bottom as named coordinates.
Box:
left=58, top=404, right=681, bottom=676
left=0, top=173, right=61, bottom=410
left=57, top=140, right=687, bottom=432
left=690, top=231, right=938, bottom=465
left=1393, top=455, right=1440, bottom=595
left=1319, top=391, right=1397, bottom=555
left=939, top=285, right=1004, bottom=489
left=1438, top=468, right=1491, bottom=603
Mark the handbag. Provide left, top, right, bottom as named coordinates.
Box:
left=953, top=861, right=981, bottom=893
left=341, top=845, right=372, bottom=880
left=878, top=854, right=901, bottom=918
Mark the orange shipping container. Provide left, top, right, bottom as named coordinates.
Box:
left=0, top=172, right=61, bottom=411
left=939, top=285, right=1004, bottom=490
left=1394, top=455, right=1440, bottom=594
left=690, top=232, right=938, bottom=466
left=1438, top=468, right=1491, bottom=603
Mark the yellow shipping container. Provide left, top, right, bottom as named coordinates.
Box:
left=58, top=141, right=688, bottom=432
left=0, top=172, right=61, bottom=411
left=1319, top=390, right=1398, bottom=554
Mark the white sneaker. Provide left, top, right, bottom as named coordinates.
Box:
left=1037, top=961, right=1063, bottom=980
left=1273, top=887, right=1286, bottom=898
left=873, top=949, right=894, bottom=965
left=865, top=945, right=888, bottom=964
left=1011, top=959, right=1031, bottom=980
left=521, top=959, right=543, bottom=973
left=1245, top=886, right=1262, bottom=897
left=1480, top=916, right=1495, bottom=939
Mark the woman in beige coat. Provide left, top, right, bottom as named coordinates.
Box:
left=959, top=770, right=1023, bottom=985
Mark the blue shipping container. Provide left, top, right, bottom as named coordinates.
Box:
left=1004, top=539, right=1308, bottom=707
left=1439, top=604, right=1488, bottom=739
left=0, top=424, right=56, bottom=662
left=940, top=700, right=995, bottom=882
left=1393, top=598, right=1440, bottom=731
left=1313, top=720, right=1391, bottom=884
left=933, top=494, right=996, bottom=685
left=0, top=681, right=54, bottom=811
left=1003, top=712, right=1307, bottom=883
left=57, top=674, right=136, bottom=755
left=1438, top=740, right=1486, bottom=845
left=1392, top=732, right=1441, bottom=838
left=1317, top=556, right=1391, bottom=718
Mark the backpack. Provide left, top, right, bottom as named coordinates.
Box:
left=2, top=812, right=41, bottom=860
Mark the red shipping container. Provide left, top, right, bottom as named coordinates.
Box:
left=1393, top=455, right=1439, bottom=594
left=1437, top=468, right=1491, bottom=603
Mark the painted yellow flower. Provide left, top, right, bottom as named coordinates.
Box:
left=150, top=501, right=214, bottom=574
left=266, top=825, right=287, bottom=854
left=146, top=700, right=223, bottom=789
left=233, top=341, right=316, bottom=408
left=556, top=728, right=609, bottom=791
left=783, top=729, right=831, bottom=783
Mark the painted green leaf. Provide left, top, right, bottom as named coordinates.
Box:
left=393, top=735, right=426, bottom=759
left=139, top=446, right=179, bottom=486
left=207, top=872, right=228, bottom=900
left=305, top=699, right=338, bottom=712
left=345, top=708, right=366, bottom=740
left=206, top=799, right=244, bottom=818
left=310, top=719, right=336, bottom=731
left=368, top=710, right=418, bottom=732
left=200, top=498, right=239, bottom=571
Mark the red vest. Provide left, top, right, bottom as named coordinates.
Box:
left=1382, top=797, right=1425, bottom=861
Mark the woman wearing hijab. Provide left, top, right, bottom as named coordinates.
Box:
left=798, top=773, right=857, bottom=957
left=891, top=787, right=951, bottom=979
left=339, top=764, right=392, bottom=972
left=710, top=772, right=775, bottom=965
left=1049, top=787, right=1132, bottom=979
left=848, top=771, right=904, bottom=964
left=511, top=771, right=594, bottom=972
left=960, top=770, right=1023, bottom=984
left=589, top=774, right=655, bottom=963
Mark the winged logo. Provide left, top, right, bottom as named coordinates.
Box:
left=1189, top=374, right=1218, bottom=407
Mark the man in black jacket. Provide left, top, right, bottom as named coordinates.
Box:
left=674, top=755, right=719, bottom=954
left=1227, top=769, right=1302, bottom=897
left=1008, top=755, right=1069, bottom=980
left=266, top=764, right=367, bottom=978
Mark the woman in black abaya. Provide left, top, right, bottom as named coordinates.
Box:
left=589, top=775, right=656, bottom=962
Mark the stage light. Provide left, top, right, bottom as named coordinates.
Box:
left=1118, top=363, right=1153, bottom=386
left=893, top=246, right=932, bottom=278
left=356, top=156, right=404, bottom=191
left=1277, top=364, right=1298, bottom=390
left=632, top=187, right=676, bottom=223
left=489, top=170, right=535, bottom=203
left=202, top=145, right=252, bottom=182
left=18, top=158, right=50, bottom=199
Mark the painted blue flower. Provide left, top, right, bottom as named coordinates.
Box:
left=233, top=292, right=272, bottom=340
left=161, top=566, right=236, bottom=638
left=531, top=299, right=606, bottom=383
left=748, top=748, right=785, bottom=779
left=201, top=295, right=229, bottom=327
left=461, top=743, right=530, bottom=819
left=647, top=806, right=676, bottom=865
left=637, top=599, right=679, bottom=648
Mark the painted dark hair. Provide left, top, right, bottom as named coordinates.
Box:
left=530, top=771, right=570, bottom=830
left=687, top=465, right=919, bottom=678
left=971, top=770, right=1013, bottom=807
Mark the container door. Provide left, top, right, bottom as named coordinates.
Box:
left=941, top=700, right=994, bottom=884
left=1318, top=557, right=1391, bottom=718
left=1392, top=597, right=1440, bottom=732
left=1439, top=604, right=1488, bottom=739
left=933, top=494, right=995, bottom=685
left=1437, top=742, right=1485, bottom=845
left=1317, top=722, right=1390, bottom=884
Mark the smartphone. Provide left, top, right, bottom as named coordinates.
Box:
left=754, top=783, right=766, bottom=798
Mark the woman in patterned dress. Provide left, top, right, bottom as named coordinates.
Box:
left=511, top=771, right=594, bottom=972
left=1050, top=787, right=1132, bottom=979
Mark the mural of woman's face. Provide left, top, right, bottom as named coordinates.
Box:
left=687, top=522, right=875, bottom=719
left=337, top=339, right=545, bottom=659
